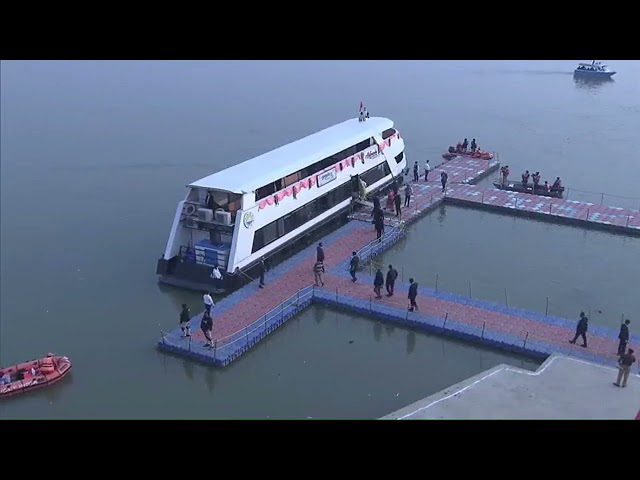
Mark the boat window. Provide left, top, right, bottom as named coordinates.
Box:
left=360, top=162, right=391, bottom=186
left=382, top=128, right=397, bottom=139
left=395, top=152, right=404, bottom=164
left=254, top=137, right=375, bottom=201
left=252, top=182, right=352, bottom=253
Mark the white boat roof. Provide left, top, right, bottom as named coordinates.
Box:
left=188, top=116, right=394, bottom=194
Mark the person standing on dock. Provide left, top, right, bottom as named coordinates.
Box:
left=617, top=319, right=631, bottom=356
left=258, top=257, right=267, bottom=288
left=386, top=264, right=398, bottom=296
left=408, top=278, right=419, bottom=311
left=470, top=139, right=477, bottom=152
left=349, top=252, right=359, bottom=282
left=200, top=313, right=214, bottom=348
left=462, top=138, right=468, bottom=152
left=522, top=170, right=530, bottom=188
left=614, top=348, right=636, bottom=388
left=179, top=303, right=191, bottom=337
left=404, top=183, right=412, bottom=207
left=374, top=268, right=384, bottom=299
left=570, top=311, right=589, bottom=348
left=440, top=171, right=448, bottom=193
left=424, top=160, right=431, bottom=181
left=413, top=161, right=419, bottom=182
left=317, top=242, right=325, bottom=263
left=394, top=190, right=402, bottom=217
left=313, top=260, right=325, bottom=287
left=374, top=210, right=384, bottom=241
left=203, top=291, right=214, bottom=316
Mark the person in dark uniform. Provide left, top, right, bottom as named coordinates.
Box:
left=373, top=268, right=384, bottom=299
left=570, top=311, right=589, bottom=348
left=374, top=211, right=384, bottom=240
left=258, top=258, right=266, bottom=288
left=349, top=252, right=359, bottom=282
left=316, top=243, right=325, bottom=262
left=470, top=139, right=477, bottom=152
left=413, top=161, right=419, bottom=182
left=408, top=278, right=419, bottom=311
left=394, top=190, right=402, bottom=217
left=386, top=264, right=398, bottom=296
left=440, top=171, right=448, bottom=193
left=200, top=313, right=214, bottom=348
left=404, top=184, right=412, bottom=207
left=179, top=303, right=191, bottom=337
left=618, top=319, right=631, bottom=356
left=462, top=138, right=468, bottom=152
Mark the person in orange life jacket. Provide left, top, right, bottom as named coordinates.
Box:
left=614, top=348, right=635, bottom=388
left=203, top=291, right=214, bottom=315
left=617, top=319, right=631, bottom=356
left=551, top=177, right=562, bottom=193
left=349, top=252, right=359, bottom=282
left=40, top=354, right=55, bottom=374
left=522, top=170, right=530, bottom=188
left=404, top=184, right=412, bottom=207
left=179, top=303, right=191, bottom=337
left=532, top=172, right=541, bottom=189
left=373, top=268, right=384, bottom=299
left=570, top=311, right=588, bottom=347
left=386, top=264, right=398, bottom=296
left=394, top=190, right=402, bottom=217
left=408, top=278, right=419, bottom=311
left=200, top=313, right=214, bottom=348
left=501, top=165, right=510, bottom=187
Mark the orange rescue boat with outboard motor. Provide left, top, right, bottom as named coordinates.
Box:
left=0, top=353, right=72, bottom=398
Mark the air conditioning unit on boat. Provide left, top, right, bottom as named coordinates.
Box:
left=197, top=208, right=214, bottom=222
left=214, top=209, right=232, bottom=225
left=182, top=202, right=198, bottom=217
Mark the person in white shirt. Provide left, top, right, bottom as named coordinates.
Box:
left=424, top=160, right=431, bottom=181
left=203, top=292, right=214, bottom=316
left=210, top=266, right=222, bottom=290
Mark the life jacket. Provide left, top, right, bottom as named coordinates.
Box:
left=41, top=356, right=55, bottom=374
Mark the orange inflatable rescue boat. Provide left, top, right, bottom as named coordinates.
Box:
left=0, top=353, right=72, bottom=398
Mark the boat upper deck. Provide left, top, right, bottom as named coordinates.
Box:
left=188, top=117, right=394, bottom=194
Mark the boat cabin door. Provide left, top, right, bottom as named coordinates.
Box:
left=350, top=174, right=360, bottom=200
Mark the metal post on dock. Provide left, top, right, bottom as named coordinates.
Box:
left=545, top=296, right=549, bottom=316
left=523, top=332, right=529, bottom=349
left=626, top=215, right=630, bottom=228
left=335, top=287, right=338, bottom=303
left=435, top=273, right=439, bottom=292
left=601, top=193, right=604, bottom=205
left=245, top=327, right=249, bottom=347
left=401, top=266, right=404, bottom=282
left=188, top=335, right=192, bottom=352
left=213, top=340, right=217, bottom=360
left=443, top=313, right=448, bottom=328
left=586, top=208, right=590, bottom=221
left=549, top=202, right=553, bottom=214
left=504, top=288, right=509, bottom=307
left=481, top=192, right=484, bottom=204
left=263, top=314, right=267, bottom=333
left=515, top=197, right=519, bottom=209
left=481, top=322, right=486, bottom=339
left=281, top=302, right=285, bottom=321
left=297, top=289, right=300, bottom=306
left=161, top=330, right=165, bottom=345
